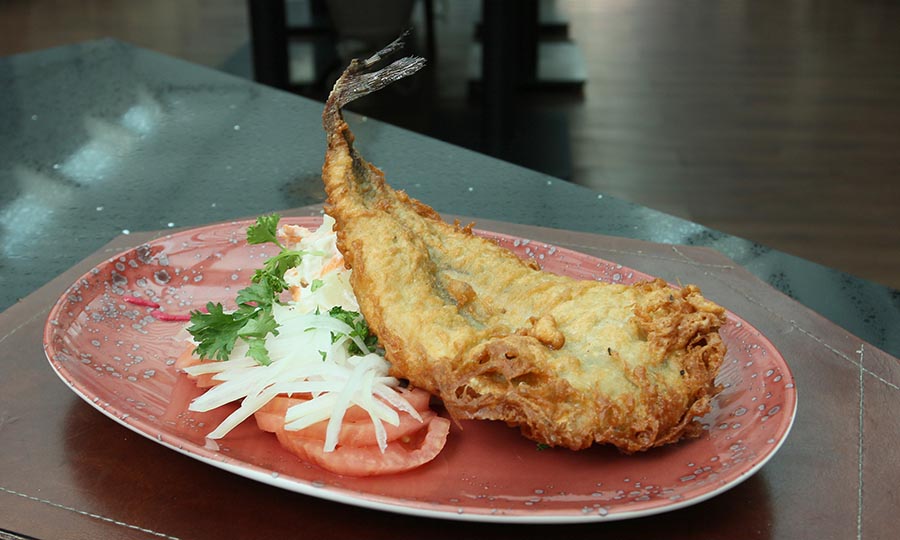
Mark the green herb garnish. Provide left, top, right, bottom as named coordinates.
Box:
left=327, top=306, right=378, bottom=355
left=310, top=279, right=324, bottom=292
left=246, top=214, right=304, bottom=294
left=187, top=214, right=303, bottom=365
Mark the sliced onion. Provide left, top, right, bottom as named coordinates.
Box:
left=188, top=216, right=429, bottom=452
left=182, top=356, right=256, bottom=376
left=206, top=386, right=282, bottom=439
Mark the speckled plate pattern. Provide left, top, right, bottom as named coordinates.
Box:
left=43, top=217, right=797, bottom=523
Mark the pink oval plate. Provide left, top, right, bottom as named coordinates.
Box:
left=43, top=217, right=797, bottom=523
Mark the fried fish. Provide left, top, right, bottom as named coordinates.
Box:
left=320, top=38, right=726, bottom=452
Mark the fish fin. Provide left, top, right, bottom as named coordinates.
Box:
left=323, top=32, right=426, bottom=132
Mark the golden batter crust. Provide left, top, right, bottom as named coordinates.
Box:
left=320, top=43, right=726, bottom=452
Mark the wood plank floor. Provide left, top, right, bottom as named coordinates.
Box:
left=2, top=0, right=898, bottom=289
left=559, top=0, right=900, bottom=291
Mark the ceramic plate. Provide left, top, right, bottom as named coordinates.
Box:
left=43, top=217, right=797, bottom=523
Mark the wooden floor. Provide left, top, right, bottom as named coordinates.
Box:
left=3, top=0, right=898, bottom=289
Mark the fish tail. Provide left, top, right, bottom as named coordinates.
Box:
left=322, top=32, right=426, bottom=136
left=321, top=34, right=427, bottom=259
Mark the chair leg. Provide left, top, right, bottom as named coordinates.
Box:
left=248, top=0, right=290, bottom=89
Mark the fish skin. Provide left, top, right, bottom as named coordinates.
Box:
left=320, top=39, right=726, bottom=452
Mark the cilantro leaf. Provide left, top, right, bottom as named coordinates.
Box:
left=187, top=214, right=305, bottom=366
left=327, top=306, right=361, bottom=327
left=188, top=302, right=248, bottom=361
left=238, top=310, right=280, bottom=339
left=327, top=306, right=378, bottom=355
left=246, top=214, right=283, bottom=247
left=236, top=280, right=275, bottom=306
left=253, top=250, right=304, bottom=293
left=310, top=279, right=324, bottom=292
left=246, top=338, right=273, bottom=366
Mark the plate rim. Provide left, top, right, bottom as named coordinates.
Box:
left=43, top=216, right=799, bottom=523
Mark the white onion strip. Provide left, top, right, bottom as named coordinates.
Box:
left=182, top=356, right=256, bottom=376
left=184, top=216, right=423, bottom=453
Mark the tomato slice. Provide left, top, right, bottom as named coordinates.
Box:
left=175, top=347, right=221, bottom=388
left=255, top=405, right=289, bottom=433
left=254, top=391, right=435, bottom=447
left=392, top=386, right=432, bottom=413
left=178, top=347, right=449, bottom=476
left=255, top=395, right=308, bottom=419
left=295, top=410, right=435, bottom=445
left=174, top=345, right=199, bottom=369
left=274, top=416, right=451, bottom=476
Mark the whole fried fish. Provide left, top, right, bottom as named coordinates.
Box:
left=321, top=38, right=726, bottom=452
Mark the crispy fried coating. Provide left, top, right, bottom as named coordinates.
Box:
left=320, top=40, right=726, bottom=452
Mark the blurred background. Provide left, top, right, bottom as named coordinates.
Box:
left=1, top=0, right=898, bottom=290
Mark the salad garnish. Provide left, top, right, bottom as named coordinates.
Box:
left=178, top=215, right=434, bottom=459
left=186, top=214, right=303, bottom=365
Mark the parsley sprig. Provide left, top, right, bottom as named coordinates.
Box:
left=327, top=306, right=378, bottom=355
left=187, top=214, right=304, bottom=365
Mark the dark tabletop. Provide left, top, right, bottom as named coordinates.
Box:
left=1, top=40, right=899, bottom=540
